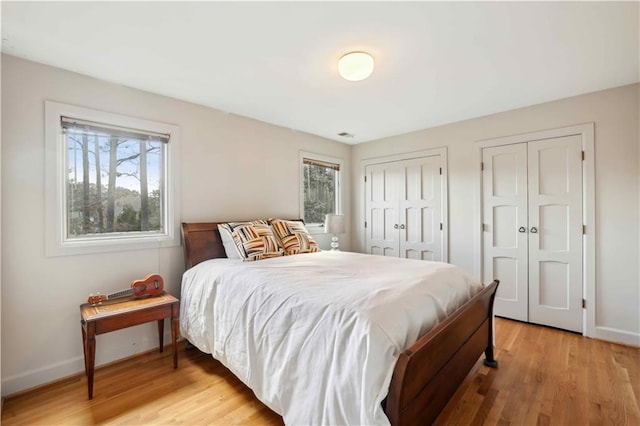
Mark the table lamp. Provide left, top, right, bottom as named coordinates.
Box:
left=324, top=214, right=345, bottom=251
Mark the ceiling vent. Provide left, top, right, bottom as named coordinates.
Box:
left=338, top=132, right=354, bottom=138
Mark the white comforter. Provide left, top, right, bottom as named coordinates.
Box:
left=180, top=251, right=482, bottom=426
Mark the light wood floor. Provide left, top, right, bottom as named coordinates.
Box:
left=2, top=318, right=639, bottom=425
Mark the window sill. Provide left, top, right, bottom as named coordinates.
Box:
left=305, top=224, right=327, bottom=235
left=47, top=232, right=180, bottom=257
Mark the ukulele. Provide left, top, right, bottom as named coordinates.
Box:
left=88, top=274, right=164, bottom=305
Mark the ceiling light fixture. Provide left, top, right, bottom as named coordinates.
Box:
left=338, top=51, right=374, bottom=82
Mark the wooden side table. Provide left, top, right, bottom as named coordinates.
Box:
left=80, top=292, right=179, bottom=399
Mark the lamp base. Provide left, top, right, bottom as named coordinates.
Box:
left=330, top=235, right=340, bottom=251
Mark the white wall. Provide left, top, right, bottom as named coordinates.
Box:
left=2, top=52, right=637, bottom=397
left=352, top=84, right=640, bottom=346
left=0, top=54, right=351, bottom=395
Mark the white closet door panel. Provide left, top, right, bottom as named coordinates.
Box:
left=528, top=135, right=583, bottom=332
left=365, top=163, right=399, bottom=257
left=399, top=156, right=442, bottom=261
left=482, top=144, right=529, bottom=322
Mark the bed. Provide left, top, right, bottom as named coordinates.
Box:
left=180, top=221, right=499, bottom=425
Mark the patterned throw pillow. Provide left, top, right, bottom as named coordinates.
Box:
left=268, top=219, right=319, bottom=255
left=219, top=220, right=284, bottom=262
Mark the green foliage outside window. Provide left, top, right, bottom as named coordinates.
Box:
left=303, top=162, right=337, bottom=224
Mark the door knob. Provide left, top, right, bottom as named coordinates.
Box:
left=530, top=227, right=538, bottom=233
left=394, top=224, right=399, bottom=229
left=518, top=226, right=526, bottom=233
left=400, top=224, right=405, bottom=230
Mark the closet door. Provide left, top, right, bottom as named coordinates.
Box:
left=365, top=154, right=444, bottom=261
left=482, top=136, right=584, bottom=332
left=365, top=162, right=401, bottom=256
left=482, top=144, right=529, bottom=322
left=527, top=135, right=583, bottom=332
left=399, top=156, right=442, bottom=261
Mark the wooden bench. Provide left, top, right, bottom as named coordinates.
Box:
left=80, top=292, right=179, bottom=399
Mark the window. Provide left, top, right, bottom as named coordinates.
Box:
left=45, top=101, right=180, bottom=256
left=63, top=117, right=166, bottom=237
left=300, top=152, right=342, bottom=232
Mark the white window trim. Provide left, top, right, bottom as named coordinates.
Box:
left=299, top=151, right=343, bottom=235
left=45, top=101, right=181, bottom=256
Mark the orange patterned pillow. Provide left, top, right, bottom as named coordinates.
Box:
left=219, top=220, right=284, bottom=262
left=268, top=219, right=319, bottom=255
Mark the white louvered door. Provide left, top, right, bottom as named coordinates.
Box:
left=365, top=155, right=444, bottom=261
left=482, top=136, right=583, bottom=332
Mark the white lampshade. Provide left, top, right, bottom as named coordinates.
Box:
left=324, top=214, right=345, bottom=234
left=338, top=52, right=374, bottom=82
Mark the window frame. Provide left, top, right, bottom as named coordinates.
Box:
left=299, top=151, right=343, bottom=234
left=45, top=101, right=181, bottom=256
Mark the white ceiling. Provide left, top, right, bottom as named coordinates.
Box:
left=2, top=2, right=638, bottom=144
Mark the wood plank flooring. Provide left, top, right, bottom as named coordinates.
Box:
left=2, top=318, right=639, bottom=425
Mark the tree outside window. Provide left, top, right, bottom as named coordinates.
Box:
left=302, top=157, right=340, bottom=225
left=63, top=117, right=166, bottom=239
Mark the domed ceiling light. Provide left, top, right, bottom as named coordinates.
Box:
left=338, top=51, right=374, bottom=82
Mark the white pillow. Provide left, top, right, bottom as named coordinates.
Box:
left=218, top=224, right=241, bottom=259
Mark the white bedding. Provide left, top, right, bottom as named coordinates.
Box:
left=180, top=250, right=482, bottom=425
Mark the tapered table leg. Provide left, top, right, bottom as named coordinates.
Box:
left=157, top=319, right=164, bottom=352
left=85, top=322, right=96, bottom=399
left=81, top=324, right=88, bottom=376
left=171, top=304, right=179, bottom=369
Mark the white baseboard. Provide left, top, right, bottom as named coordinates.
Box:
left=1, top=331, right=174, bottom=397
left=595, top=326, right=640, bottom=347
left=2, top=355, right=85, bottom=397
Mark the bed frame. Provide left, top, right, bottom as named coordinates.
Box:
left=181, top=221, right=499, bottom=425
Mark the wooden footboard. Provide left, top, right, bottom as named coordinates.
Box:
left=385, top=280, right=499, bottom=426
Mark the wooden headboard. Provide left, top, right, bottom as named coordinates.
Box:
left=181, top=222, right=228, bottom=270
left=181, top=219, right=304, bottom=270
